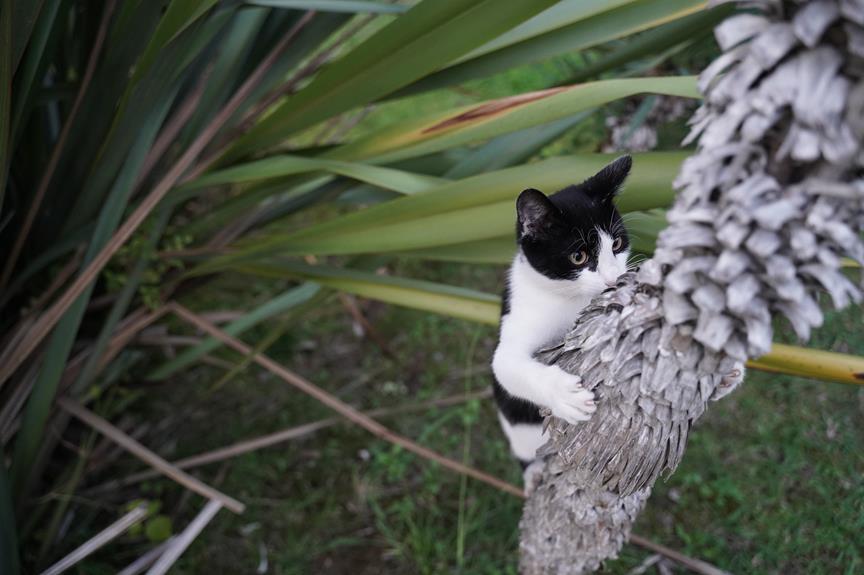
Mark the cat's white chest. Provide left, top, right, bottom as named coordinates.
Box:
left=504, top=256, right=595, bottom=347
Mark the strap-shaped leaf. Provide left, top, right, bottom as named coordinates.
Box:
left=246, top=1, right=409, bottom=13
left=197, top=152, right=686, bottom=268
left=235, top=261, right=502, bottom=325
left=230, top=263, right=864, bottom=387
left=184, top=155, right=446, bottom=195
left=225, top=0, right=560, bottom=159
left=390, top=0, right=705, bottom=99
left=133, top=0, right=220, bottom=88
left=0, top=0, right=11, bottom=212
left=326, top=77, right=699, bottom=164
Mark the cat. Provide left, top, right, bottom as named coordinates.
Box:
left=491, top=155, right=634, bottom=481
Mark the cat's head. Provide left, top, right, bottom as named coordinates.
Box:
left=516, top=155, right=632, bottom=296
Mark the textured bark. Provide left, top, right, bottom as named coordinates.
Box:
left=519, top=1, right=864, bottom=573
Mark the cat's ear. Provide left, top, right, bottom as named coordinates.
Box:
left=582, top=155, right=632, bottom=203
left=517, top=188, right=562, bottom=239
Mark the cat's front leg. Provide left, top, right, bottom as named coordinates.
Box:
left=492, top=345, right=596, bottom=424
left=540, top=363, right=597, bottom=424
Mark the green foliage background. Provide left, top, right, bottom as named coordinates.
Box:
left=1, top=1, right=862, bottom=573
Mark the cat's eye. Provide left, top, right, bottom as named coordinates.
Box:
left=569, top=251, right=588, bottom=266
left=612, top=237, right=624, bottom=251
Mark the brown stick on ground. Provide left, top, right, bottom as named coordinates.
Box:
left=57, top=398, right=245, bottom=514
left=39, top=503, right=149, bottom=575
left=165, top=303, right=732, bottom=575
left=169, top=302, right=525, bottom=497
left=629, top=535, right=731, bottom=575
left=83, top=390, right=492, bottom=494
left=144, top=500, right=223, bottom=575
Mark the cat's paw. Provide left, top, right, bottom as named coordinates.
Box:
left=544, top=367, right=596, bottom=424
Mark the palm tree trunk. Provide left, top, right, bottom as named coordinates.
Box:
left=519, top=1, right=864, bottom=572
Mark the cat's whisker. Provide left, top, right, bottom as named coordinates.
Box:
left=625, top=254, right=648, bottom=271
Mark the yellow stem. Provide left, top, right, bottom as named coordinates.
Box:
left=748, top=343, right=864, bottom=386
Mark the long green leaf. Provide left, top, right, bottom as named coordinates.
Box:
left=10, top=87, right=177, bottom=497
left=9, top=0, right=60, bottom=146
left=247, top=1, right=409, bottom=13
left=398, top=208, right=822, bottom=265
left=234, top=262, right=501, bottom=324
left=66, top=9, right=231, bottom=232
left=263, top=200, right=518, bottom=256
left=438, top=32, right=702, bottom=182
left=148, top=283, right=320, bottom=380
left=181, top=6, right=270, bottom=142
left=225, top=0, right=560, bottom=159
left=48, top=1, right=165, bottom=218
left=0, top=0, right=11, bottom=212
left=399, top=237, right=515, bottom=264
left=396, top=210, right=670, bottom=264
left=563, top=4, right=733, bottom=85
left=0, top=461, right=18, bottom=575
left=179, top=176, right=333, bottom=239
left=132, top=0, right=220, bottom=89
left=230, top=12, right=351, bottom=128
left=199, top=152, right=685, bottom=267
left=443, top=112, right=593, bottom=179
left=457, top=0, right=640, bottom=61
left=10, top=0, right=44, bottom=74
left=326, top=77, right=699, bottom=164
left=184, top=155, right=447, bottom=195
left=389, top=0, right=705, bottom=99
left=231, top=263, right=864, bottom=386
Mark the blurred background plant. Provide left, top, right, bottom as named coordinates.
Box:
left=1, top=1, right=862, bottom=573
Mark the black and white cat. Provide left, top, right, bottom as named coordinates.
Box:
left=491, top=156, right=634, bottom=475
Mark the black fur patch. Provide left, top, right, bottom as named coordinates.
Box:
left=493, top=157, right=632, bottom=428
left=492, top=376, right=544, bottom=425
left=515, top=155, right=631, bottom=281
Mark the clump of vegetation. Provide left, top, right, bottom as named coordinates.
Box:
left=1, top=1, right=861, bottom=573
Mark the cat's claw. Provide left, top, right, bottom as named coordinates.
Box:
left=711, top=362, right=745, bottom=401
left=544, top=366, right=596, bottom=424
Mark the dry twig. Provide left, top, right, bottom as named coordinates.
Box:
left=144, top=500, right=223, bottom=575
left=58, top=398, right=245, bottom=514
left=84, top=390, right=492, bottom=493
left=39, top=503, right=148, bottom=575
left=116, top=537, right=177, bottom=575
left=170, top=302, right=524, bottom=497
left=165, top=303, right=731, bottom=575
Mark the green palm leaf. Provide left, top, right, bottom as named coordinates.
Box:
left=196, top=152, right=685, bottom=268
left=225, top=0, right=561, bottom=159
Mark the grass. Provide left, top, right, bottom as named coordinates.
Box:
left=36, top=261, right=864, bottom=574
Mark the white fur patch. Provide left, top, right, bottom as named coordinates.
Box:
left=596, top=230, right=628, bottom=286
left=492, top=254, right=596, bottom=411
left=492, top=239, right=631, bottom=429
left=497, top=412, right=547, bottom=461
